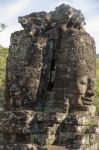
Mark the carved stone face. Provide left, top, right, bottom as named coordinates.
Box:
left=70, top=76, right=95, bottom=106
left=66, top=65, right=96, bottom=109
left=58, top=27, right=96, bottom=111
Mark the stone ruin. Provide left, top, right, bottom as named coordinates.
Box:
left=0, top=4, right=99, bottom=150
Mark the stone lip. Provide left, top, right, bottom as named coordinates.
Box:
left=18, top=3, right=85, bottom=31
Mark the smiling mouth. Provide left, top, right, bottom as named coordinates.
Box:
left=82, top=96, right=93, bottom=105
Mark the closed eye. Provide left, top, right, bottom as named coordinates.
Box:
left=80, top=79, right=87, bottom=85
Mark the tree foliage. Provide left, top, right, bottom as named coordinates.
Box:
left=0, top=45, right=8, bottom=107
left=0, top=23, right=7, bottom=32
left=95, top=58, right=99, bottom=114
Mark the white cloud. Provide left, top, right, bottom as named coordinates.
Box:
left=0, top=0, right=33, bottom=47
left=56, top=0, right=99, bottom=52
left=85, top=16, right=99, bottom=33
left=0, top=0, right=32, bottom=21
left=0, top=29, right=11, bottom=47
left=56, top=0, right=99, bottom=13
left=85, top=16, right=99, bottom=51
left=0, top=0, right=99, bottom=53
left=0, top=24, right=22, bottom=47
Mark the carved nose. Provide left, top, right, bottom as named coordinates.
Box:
left=86, top=90, right=94, bottom=97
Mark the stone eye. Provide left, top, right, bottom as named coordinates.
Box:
left=79, top=78, right=87, bottom=85
left=80, top=80, right=86, bottom=85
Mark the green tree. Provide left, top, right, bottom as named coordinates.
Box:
left=95, top=58, right=99, bottom=114
left=0, top=23, right=7, bottom=32
left=0, top=45, right=8, bottom=107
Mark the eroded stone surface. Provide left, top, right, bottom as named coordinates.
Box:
left=0, top=3, right=98, bottom=150
left=5, top=4, right=96, bottom=111
left=0, top=144, right=37, bottom=150
left=0, top=111, right=66, bottom=134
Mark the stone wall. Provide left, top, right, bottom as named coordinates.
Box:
left=0, top=4, right=99, bottom=150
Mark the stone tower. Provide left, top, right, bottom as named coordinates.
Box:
left=0, top=4, right=99, bottom=150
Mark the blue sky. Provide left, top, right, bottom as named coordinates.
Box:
left=0, top=0, right=99, bottom=53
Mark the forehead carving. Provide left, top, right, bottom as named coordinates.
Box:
left=61, top=30, right=96, bottom=80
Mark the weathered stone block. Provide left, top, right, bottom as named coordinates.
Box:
left=0, top=111, right=36, bottom=134
left=0, top=3, right=98, bottom=150
left=0, top=144, right=37, bottom=150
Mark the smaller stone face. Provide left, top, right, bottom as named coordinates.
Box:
left=58, top=30, right=96, bottom=110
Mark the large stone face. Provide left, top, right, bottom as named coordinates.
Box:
left=0, top=3, right=99, bottom=150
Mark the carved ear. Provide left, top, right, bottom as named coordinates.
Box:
left=77, top=61, right=88, bottom=76
left=88, top=64, right=96, bottom=78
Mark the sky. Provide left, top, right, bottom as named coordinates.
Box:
left=0, top=0, right=99, bottom=53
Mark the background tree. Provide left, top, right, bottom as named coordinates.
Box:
left=0, top=23, right=8, bottom=32
left=0, top=45, right=8, bottom=108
